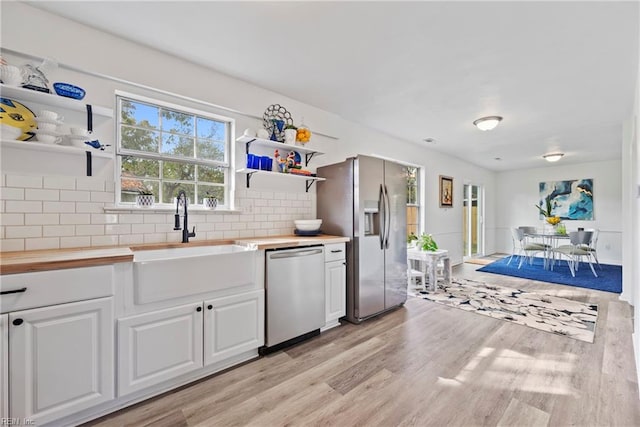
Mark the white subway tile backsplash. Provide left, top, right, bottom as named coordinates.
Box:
left=105, top=224, right=132, bottom=235
left=60, top=190, right=90, bottom=202
left=2, top=239, right=24, bottom=251
left=76, top=225, right=105, bottom=236
left=25, top=213, right=59, bottom=225
left=76, top=177, right=105, bottom=192
left=76, top=202, right=105, bottom=213
left=6, top=226, right=42, bottom=238
left=206, top=214, right=224, bottom=223
left=91, top=214, right=119, bottom=224
left=43, top=176, right=75, bottom=190
left=60, top=213, right=91, bottom=225
left=118, top=214, right=144, bottom=224
left=25, top=237, right=59, bottom=251
left=1, top=188, right=25, bottom=200
left=0, top=174, right=4, bottom=187
left=1, top=213, right=24, bottom=226
left=132, top=224, right=155, bottom=234
left=1, top=172, right=317, bottom=251
left=6, top=174, right=42, bottom=189
left=25, top=189, right=59, bottom=201
left=91, top=235, right=118, bottom=247
left=43, top=201, right=75, bottom=213
left=43, top=225, right=76, bottom=237
left=91, top=191, right=115, bottom=203
left=60, top=236, right=91, bottom=248
left=118, top=234, right=144, bottom=246
left=223, top=230, right=240, bottom=239
left=143, top=233, right=167, bottom=244
left=205, top=231, right=224, bottom=240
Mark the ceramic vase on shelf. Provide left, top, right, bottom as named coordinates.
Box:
left=284, top=129, right=297, bottom=145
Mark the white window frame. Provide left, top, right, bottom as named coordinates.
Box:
left=406, top=165, right=422, bottom=236
left=115, top=91, right=235, bottom=210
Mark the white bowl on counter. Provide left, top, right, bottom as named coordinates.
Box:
left=294, top=219, right=322, bottom=231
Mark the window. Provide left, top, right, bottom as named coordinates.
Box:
left=406, top=166, right=420, bottom=238
left=116, top=93, right=234, bottom=208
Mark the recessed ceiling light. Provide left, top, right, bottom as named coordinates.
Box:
left=543, top=153, right=564, bottom=162
left=473, top=116, right=503, bottom=131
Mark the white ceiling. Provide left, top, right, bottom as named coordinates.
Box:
left=27, top=1, right=639, bottom=171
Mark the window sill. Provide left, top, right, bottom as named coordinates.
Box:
left=103, top=205, right=241, bottom=213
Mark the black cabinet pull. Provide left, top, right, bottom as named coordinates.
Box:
left=196, top=307, right=202, bottom=312
left=1, top=287, right=27, bottom=295
left=207, top=305, right=213, bottom=310
left=331, top=249, right=343, bottom=253
left=13, top=318, right=23, bottom=326
left=343, top=262, right=346, bottom=265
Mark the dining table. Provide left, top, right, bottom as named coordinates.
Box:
left=407, top=247, right=452, bottom=291
left=524, top=231, right=570, bottom=270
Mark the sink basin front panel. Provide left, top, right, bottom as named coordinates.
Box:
left=134, top=246, right=257, bottom=304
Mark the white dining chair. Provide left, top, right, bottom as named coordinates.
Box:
left=553, top=231, right=598, bottom=277
left=508, top=227, right=547, bottom=268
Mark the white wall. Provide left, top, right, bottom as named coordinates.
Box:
left=0, top=2, right=496, bottom=263
left=495, top=160, right=623, bottom=265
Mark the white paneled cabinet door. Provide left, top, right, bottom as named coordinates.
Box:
left=118, top=302, right=203, bottom=396
left=325, top=260, right=347, bottom=326
left=9, top=297, right=114, bottom=425
left=1, top=314, right=7, bottom=420
left=204, top=290, right=264, bottom=366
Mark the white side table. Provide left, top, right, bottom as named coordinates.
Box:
left=407, top=248, right=451, bottom=291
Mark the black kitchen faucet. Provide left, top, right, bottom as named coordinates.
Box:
left=174, top=190, right=196, bottom=243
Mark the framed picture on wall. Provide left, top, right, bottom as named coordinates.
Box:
left=439, top=175, right=453, bottom=208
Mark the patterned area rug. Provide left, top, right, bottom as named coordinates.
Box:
left=418, top=278, right=598, bottom=343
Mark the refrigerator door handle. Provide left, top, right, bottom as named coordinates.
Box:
left=384, top=184, right=391, bottom=249
left=379, top=184, right=385, bottom=250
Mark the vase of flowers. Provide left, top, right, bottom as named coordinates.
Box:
left=535, top=196, right=560, bottom=232
left=418, top=233, right=438, bottom=251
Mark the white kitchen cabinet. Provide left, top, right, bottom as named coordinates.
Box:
left=117, top=302, right=203, bottom=396
left=0, top=314, right=7, bottom=420
left=323, top=243, right=346, bottom=331
left=9, top=297, right=114, bottom=425
left=204, top=290, right=264, bottom=365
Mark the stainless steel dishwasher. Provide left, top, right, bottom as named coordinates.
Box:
left=264, top=245, right=325, bottom=351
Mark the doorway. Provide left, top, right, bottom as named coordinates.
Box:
left=463, top=183, right=484, bottom=259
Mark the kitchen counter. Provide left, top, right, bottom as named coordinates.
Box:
left=0, top=247, right=134, bottom=275
left=235, top=234, right=350, bottom=250
left=0, top=235, right=350, bottom=274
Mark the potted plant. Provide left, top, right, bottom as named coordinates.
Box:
left=407, top=232, right=418, bottom=247
left=284, top=124, right=297, bottom=145
left=418, top=233, right=438, bottom=251
left=202, top=192, right=218, bottom=209
left=135, top=186, right=154, bottom=208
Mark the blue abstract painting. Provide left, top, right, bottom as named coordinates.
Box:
left=539, top=179, right=593, bottom=220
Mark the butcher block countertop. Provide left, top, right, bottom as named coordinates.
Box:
left=0, top=247, right=135, bottom=275
left=0, top=235, right=350, bottom=275
left=235, top=234, right=350, bottom=250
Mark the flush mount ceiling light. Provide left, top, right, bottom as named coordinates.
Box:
left=543, top=153, right=564, bottom=162
left=473, top=116, right=503, bottom=131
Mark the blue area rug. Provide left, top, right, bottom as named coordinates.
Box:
left=477, top=256, right=622, bottom=294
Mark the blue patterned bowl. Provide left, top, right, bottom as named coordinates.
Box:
left=53, top=82, right=86, bottom=100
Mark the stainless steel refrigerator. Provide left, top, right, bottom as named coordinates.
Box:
left=317, top=155, right=407, bottom=323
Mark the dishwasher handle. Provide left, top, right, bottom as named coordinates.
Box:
left=269, top=248, right=323, bottom=259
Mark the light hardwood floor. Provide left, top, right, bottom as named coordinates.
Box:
left=86, top=261, right=639, bottom=427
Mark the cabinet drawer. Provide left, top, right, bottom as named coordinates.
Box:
left=324, top=243, right=346, bottom=262
left=1, top=266, right=114, bottom=314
